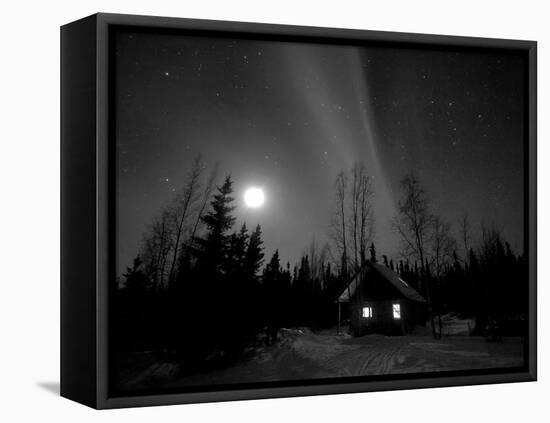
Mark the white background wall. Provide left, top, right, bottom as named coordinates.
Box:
left=0, top=0, right=547, bottom=421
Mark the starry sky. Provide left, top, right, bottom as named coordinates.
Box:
left=114, top=28, right=526, bottom=275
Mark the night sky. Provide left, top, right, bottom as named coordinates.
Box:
left=114, top=29, right=526, bottom=275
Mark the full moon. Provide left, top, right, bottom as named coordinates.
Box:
left=244, top=187, right=265, bottom=208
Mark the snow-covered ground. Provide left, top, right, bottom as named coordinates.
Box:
left=126, top=326, right=524, bottom=391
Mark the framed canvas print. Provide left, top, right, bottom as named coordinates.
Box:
left=60, top=13, right=537, bottom=409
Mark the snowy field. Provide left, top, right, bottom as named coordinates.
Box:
left=120, top=325, right=524, bottom=392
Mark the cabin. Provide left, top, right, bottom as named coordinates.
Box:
left=337, top=261, right=428, bottom=336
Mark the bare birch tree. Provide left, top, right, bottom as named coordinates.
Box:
left=351, top=163, right=375, bottom=269
left=331, top=171, right=349, bottom=277
left=141, top=209, right=174, bottom=290
left=392, top=172, right=438, bottom=338
left=430, top=215, right=456, bottom=336
left=330, top=163, right=375, bottom=276
left=167, top=155, right=204, bottom=285
left=182, top=162, right=219, bottom=262
left=307, top=239, right=330, bottom=283
left=139, top=154, right=216, bottom=289
left=431, top=215, right=456, bottom=279
left=393, top=172, right=433, bottom=264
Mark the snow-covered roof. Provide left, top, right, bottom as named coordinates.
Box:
left=337, top=261, right=426, bottom=303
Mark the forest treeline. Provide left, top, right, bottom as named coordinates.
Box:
left=112, top=155, right=527, bottom=373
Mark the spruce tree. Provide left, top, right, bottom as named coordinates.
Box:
left=245, top=224, right=264, bottom=280
left=194, top=176, right=236, bottom=274
left=226, top=223, right=249, bottom=276
left=264, top=250, right=283, bottom=344
left=190, top=176, right=237, bottom=358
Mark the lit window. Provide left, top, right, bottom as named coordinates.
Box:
left=362, top=306, right=373, bottom=318
left=393, top=303, right=401, bottom=319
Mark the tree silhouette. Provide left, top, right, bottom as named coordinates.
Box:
left=167, top=154, right=203, bottom=285
left=331, top=163, right=375, bottom=276
left=123, top=256, right=148, bottom=293
left=431, top=215, right=456, bottom=279
left=369, top=242, right=377, bottom=263
left=245, top=224, right=265, bottom=280
left=225, top=223, right=249, bottom=277
left=111, top=164, right=529, bottom=387
left=193, top=175, right=236, bottom=274
left=138, top=155, right=217, bottom=289
left=263, top=250, right=283, bottom=344
left=393, top=172, right=439, bottom=338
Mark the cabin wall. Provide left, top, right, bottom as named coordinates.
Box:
left=349, top=298, right=427, bottom=336
left=350, top=299, right=403, bottom=336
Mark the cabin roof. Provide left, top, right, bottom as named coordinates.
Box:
left=337, top=261, right=426, bottom=303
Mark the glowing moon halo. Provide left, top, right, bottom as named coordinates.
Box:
left=244, top=187, right=265, bottom=208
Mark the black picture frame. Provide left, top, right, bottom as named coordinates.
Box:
left=60, top=12, right=537, bottom=409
